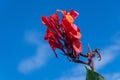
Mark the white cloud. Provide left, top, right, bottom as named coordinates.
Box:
left=24, top=30, right=43, bottom=46
left=95, top=44, right=120, bottom=70
left=18, top=30, right=51, bottom=74
left=94, top=31, right=120, bottom=70
left=112, top=31, right=120, bottom=44
left=105, top=73, right=120, bottom=80
left=55, top=32, right=120, bottom=80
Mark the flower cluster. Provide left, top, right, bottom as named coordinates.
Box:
left=41, top=9, right=82, bottom=57
left=41, top=9, right=101, bottom=65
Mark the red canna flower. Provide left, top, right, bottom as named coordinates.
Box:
left=41, top=9, right=83, bottom=59
left=41, top=9, right=102, bottom=71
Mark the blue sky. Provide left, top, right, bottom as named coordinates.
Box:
left=0, top=0, right=120, bottom=80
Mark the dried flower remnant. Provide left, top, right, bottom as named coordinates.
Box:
left=41, top=9, right=101, bottom=70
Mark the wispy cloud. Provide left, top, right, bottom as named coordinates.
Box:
left=95, top=44, right=120, bottom=70
left=54, top=65, right=86, bottom=80
left=112, top=31, right=120, bottom=44
left=55, top=31, right=120, bottom=80
left=95, top=31, right=120, bottom=70
left=24, top=30, right=43, bottom=46
left=18, top=30, right=51, bottom=74
left=105, top=72, right=120, bottom=80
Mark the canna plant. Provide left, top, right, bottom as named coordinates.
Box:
left=41, top=9, right=105, bottom=80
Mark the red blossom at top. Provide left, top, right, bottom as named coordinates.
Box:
left=41, top=9, right=101, bottom=67
left=41, top=9, right=104, bottom=78
left=41, top=9, right=82, bottom=58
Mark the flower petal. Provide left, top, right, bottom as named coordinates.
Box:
left=73, top=39, right=82, bottom=54
left=70, top=32, right=82, bottom=39
left=69, top=24, right=82, bottom=39
left=65, top=14, right=74, bottom=23
left=41, top=16, right=51, bottom=27
left=50, top=14, right=60, bottom=23
left=70, top=10, right=79, bottom=19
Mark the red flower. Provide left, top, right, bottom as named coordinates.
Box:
left=41, top=9, right=82, bottom=58
left=44, top=29, right=64, bottom=58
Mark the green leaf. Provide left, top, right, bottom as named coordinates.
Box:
left=85, top=67, right=105, bottom=80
